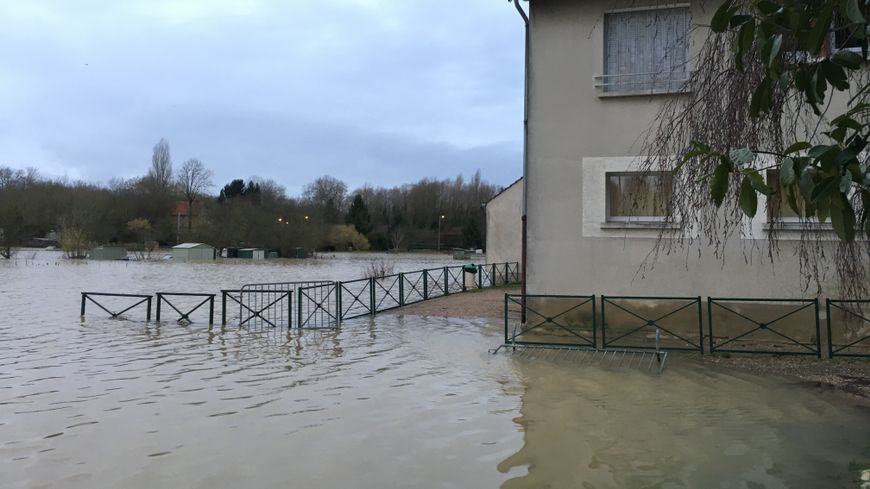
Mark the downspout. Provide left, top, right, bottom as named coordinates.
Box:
left=512, top=0, right=529, bottom=320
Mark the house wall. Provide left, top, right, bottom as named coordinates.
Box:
left=525, top=0, right=840, bottom=298
left=486, top=180, right=523, bottom=264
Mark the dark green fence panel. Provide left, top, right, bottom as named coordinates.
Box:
left=402, top=270, right=426, bottom=305
left=81, top=292, right=152, bottom=321
left=373, top=273, right=403, bottom=313
left=156, top=292, right=215, bottom=324
left=504, top=294, right=596, bottom=348
left=297, top=283, right=339, bottom=329
left=601, top=296, right=703, bottom=353
left=826, top=299, right=870, bottom=358
left=339, top=278, right=374, bottom=320
left=708, top=297, right=820, bottom=357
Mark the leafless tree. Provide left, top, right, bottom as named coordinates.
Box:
left=148, top=138, right=173, bottom=193
left=177, top=158, right=213, bottom=230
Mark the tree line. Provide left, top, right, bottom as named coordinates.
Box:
left=0, top=138, right=502, bottom=258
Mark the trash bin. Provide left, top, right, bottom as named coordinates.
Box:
left=463, top=264, right=478, bottom=289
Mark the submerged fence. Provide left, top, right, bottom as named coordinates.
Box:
left=504, top=294, right=868, bottom=358
left=80, top=262, right=521, bottom=330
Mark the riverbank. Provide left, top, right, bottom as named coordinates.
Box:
left=387, top=287, right=870, bottom=402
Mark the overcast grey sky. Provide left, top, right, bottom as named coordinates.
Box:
left=0, top=0, right=524, bottom=195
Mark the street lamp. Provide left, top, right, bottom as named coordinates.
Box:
left=437, top=215, right=446, bottom=252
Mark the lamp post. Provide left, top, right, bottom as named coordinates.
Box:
left=437, top=215, right=445, bottom=252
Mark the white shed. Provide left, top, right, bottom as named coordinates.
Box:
left=172, top=242, right=216, bottom=261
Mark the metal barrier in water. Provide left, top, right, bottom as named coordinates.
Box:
left=80, top=292, right=152, bottom=321
left=155, top=292, right=215, bottom=324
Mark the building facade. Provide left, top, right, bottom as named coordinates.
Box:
left=485, top=178, right=523, bottom=265
left=522, top=0, right=839, bottom=298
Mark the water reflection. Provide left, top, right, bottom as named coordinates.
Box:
left=498, top=352, right=870, bottom=488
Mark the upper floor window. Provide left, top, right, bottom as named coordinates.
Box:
left=600, top=7, right=690, bottom=94
left=767, top=170, right=803, bottom=222
left=606, top=172, right=673, bottom=222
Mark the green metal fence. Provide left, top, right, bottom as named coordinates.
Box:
left=708, top=297, right=821, bottom=357
left=601, top=296, right=703, bottom=353
left=826, top=299, right=870, bottom=358
left=504, top=294, right=596, bottom=348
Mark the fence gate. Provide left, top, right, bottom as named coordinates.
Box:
left=708, top=297, right=821, bottom=356
left=298, top=282, right=339, bottom=329
left=826, top=299, right=870, bottom=358
left=239, top=281, right=332, bottom=328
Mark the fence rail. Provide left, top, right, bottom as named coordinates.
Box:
left=81, top=292, right=152, bottom=321
left=504, top=294, right=597, bottom=348
left=601, top=296, right=703, bottom=353
left=80, top=262, right=520, bottom=329
left=155, top=292, right=215, bottom=324
left=708, top=297, right=821, bottom=357
left=826, top=299, right=870, bottom=358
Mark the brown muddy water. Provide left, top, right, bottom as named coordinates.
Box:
left=2, top=251, right=870, bottom=488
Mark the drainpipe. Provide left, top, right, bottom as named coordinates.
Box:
left=512, top=0, right=529, bottom=321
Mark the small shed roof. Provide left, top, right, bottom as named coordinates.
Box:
left=173, top=242, right=213, bottom=249
left=239, top=247, right=263, bottom=251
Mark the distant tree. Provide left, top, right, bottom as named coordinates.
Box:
left=218, top=179, right=260, bottom=202
left=0, top=202, right=25, bottom=259
left=177, top=158, right=213, bottom=230
left=345, top=194, right=372, bottom=235
left=59, top=227, right=88, bottom=259
left=325, top=224, right=371, bottom=251
left=148, top=138, right=173, bottom=193
left=303, top=176, right=347, bottom=224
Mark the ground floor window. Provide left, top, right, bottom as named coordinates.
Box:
left=605, top=172, right=673, bottom=222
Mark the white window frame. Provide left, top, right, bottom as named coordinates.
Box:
left=596, top=4, right=692, bottom=96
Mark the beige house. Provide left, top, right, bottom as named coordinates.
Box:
left=516, top=0, right=839, bottom=298
left=485, top=177, right=523, bottom=264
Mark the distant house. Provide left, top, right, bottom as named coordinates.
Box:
left=485, top=178, right=522, bottom=265
left=172, top=242, right=216, bottom=261
left=238, top=248, right=266, bottom=260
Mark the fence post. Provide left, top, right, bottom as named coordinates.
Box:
left=443, top=266, right=449, bottom=295
left=814, top=299, right=821, bottom=359
left=337, top=282, right=343, bottom=322
left=591, top=294, right=597, bottom=349
left=707, top=298, right=715, bottom=353
left=80, top=293, right=87, bottom=317
left=600, top=295, right=607, bottom=348
left=492, top=264, right=497, bottom=286
left=146, top=297, right=152, bottom=322
left=297, top=288, right=303, bottom=328
left=462, top=267, right=467, bottom=293
left=504, top=294, right=509, bottom=343
left=697, top=296, right=704, bottom=355
left=477, top=265, right=482, bottom=289
left=155, top=293, right=162, bottom=322
left=825, top=298, right=833, bottom=359
left=221, top=291, right=227, bottom=325
left=423, top=270, right=429, bottom=300
left=399, top=273, right=405, bottom=306
left=504, top=263, right=509, bottom=285
left=370, top=278, right=376, bottom=316
left=209, top=296, right=215, bottom=325
left=335, top=283, right=342, bottom=326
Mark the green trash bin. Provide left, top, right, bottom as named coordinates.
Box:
left=463, top=264, right=478, bottom=289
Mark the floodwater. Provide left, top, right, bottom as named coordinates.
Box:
left=2, top=251, right=869, bottom=488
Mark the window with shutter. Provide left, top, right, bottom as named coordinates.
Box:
left=600, top=7, right=690, bottom=93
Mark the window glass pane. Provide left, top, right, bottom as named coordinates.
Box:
left=606, top=173, right=672, bottom=220
left=603, top=7, right=689, bottom=92
left=767, top=171, right=801, bottom=220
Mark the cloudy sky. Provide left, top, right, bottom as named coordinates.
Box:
left=0, top=0, right=525, bottom=195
